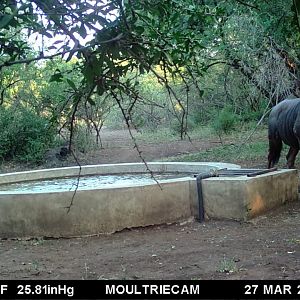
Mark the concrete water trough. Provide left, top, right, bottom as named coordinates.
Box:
left=0, top=162, right=298, bottom=238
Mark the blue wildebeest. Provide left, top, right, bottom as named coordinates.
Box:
left=268, top=98, right=300, bottom=169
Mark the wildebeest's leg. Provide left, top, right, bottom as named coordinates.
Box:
left=286, top=147, right=299, bottom=168
left=268, top=138, right=283, bottom=168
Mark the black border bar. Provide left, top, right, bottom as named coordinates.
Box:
left=0, top=280, right=299, bottom=299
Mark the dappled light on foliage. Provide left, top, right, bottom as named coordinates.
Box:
left=0, top=0, right=300, bottom=163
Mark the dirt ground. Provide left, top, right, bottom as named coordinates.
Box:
left=0, top=129, right=300, bottom=280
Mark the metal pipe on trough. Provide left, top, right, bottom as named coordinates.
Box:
left=246, top=167, right=277, bottom=177
left=194, top=167, right=279, bottom=223
left=195, top=170, right=219, bottom=222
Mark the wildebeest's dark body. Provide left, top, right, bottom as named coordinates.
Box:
left=268, top=98, right=300, bottom=168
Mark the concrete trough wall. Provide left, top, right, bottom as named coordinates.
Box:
left=0, top=163, right=297, bottom=238
left=0, top=180, right=193, bottom=237
left=200, top=169, right=299, bottom=220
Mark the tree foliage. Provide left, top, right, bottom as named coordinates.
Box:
left=1, top=0, right=300, bottom=155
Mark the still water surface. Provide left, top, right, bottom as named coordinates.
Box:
left=0, top=173, right=193, bottom=193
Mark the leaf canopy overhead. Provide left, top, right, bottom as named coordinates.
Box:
left=1, top=0, right=300, bottom=141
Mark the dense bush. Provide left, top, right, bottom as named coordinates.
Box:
left=0, top=107, right=56, bottom=163
left=212, top=107, right=239, bottom=135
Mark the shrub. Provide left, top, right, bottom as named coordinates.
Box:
left=239, top=107, right=263, bottom=123
left=0, top=107, right=56, bottom=163
left=212, top=107, right=239, bottom=135
left=72, top=124, right=98, bottom=153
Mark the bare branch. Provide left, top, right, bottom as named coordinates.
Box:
left=0, top=33, right=124, bottom=70
left=0, top=79, right=22, bottom=105
left=111, top=90, right=162, bottom=189
left=0, top=44, right=91, bottom=70
left=235, top=0, right=260, bottom=11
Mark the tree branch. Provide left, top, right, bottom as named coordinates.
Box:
left=0, top=33, right=124, bottom=70
left=0, top=79, right=22, bottom=105
left=235, top=0, right=260, bottom=11
left=0, top=45, right=91, bottom=70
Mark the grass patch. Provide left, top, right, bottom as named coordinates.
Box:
left=167, top=140, right=269, bottom=165
left=132, top=122, right=293, bottom=168
left=135, top=127, right=179, bottom=143
left=217, top=257, right=238, bottom=274
left=186, top=126, right=215, bottom=140
left=167, top=138, right=293, bottom=168
left=136, top=123, right=273, bottom=167
left=136, top=126, right=215, bottom=143
left=136, top=122, right=267, bottom=144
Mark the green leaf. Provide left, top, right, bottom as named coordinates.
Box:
left=135, top=26, right=145, bottom=35
left=292, top=0, right=300, bottom=30
left=43, top=31, right=53, bottom=39
left=49, top=72, right=63, bottom=83
left=66, top=79, right=76, bottom=90
left=78, top=23, right=87, bottom=39
left=87, top=97, right=96, bottom=105
left=96, top=84, right=105, bottom=96
left=82, top=65, right=95, bottom=83
left=53, top=40, right=64, bottom=45
left=0, top=14, right=13, bottom=29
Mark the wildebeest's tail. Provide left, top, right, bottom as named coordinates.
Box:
left=267, top=125, right=282, bottom=168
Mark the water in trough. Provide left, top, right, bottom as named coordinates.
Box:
left=0, top=173, right=194, bottom=193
